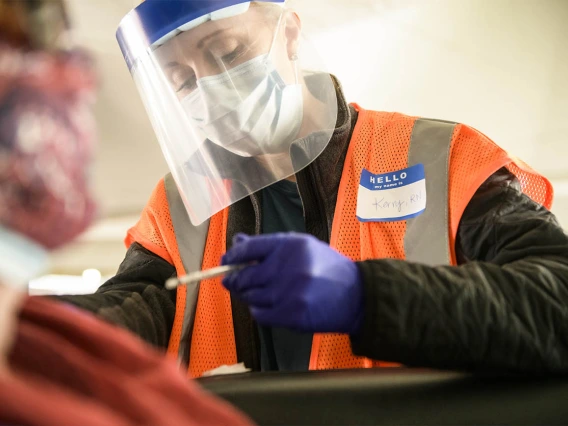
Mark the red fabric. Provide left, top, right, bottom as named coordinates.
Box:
left=0, top=297, right=254, bottom=426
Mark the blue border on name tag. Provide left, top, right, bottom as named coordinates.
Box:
left=359, top=163, right=425, bottom=191
left=356, top=163, right=426, bottom=223
left=357, top=211, right=426, bottom=223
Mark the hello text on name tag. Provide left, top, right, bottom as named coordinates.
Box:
left=356, top=164, right=427, bottom=222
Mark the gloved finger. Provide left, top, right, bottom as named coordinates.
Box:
left=222, top=234, right=283, bottom=265
left=250, top=306, right=308, bottom=332
left=252, top=305, right=310, bottom=333
left=235, top=287, right=274, bottom=308
left=222, top=263, right=270, bottom=293
left=233, top=233, right=248, bottom=245
left=222, top=271, right=238, bottom=292
left=249, top=306, right=283, bottom=328
left=222, top=233, right=250, bottom=266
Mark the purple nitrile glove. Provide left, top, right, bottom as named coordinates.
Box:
left=222, top=233, right=364, bottom=334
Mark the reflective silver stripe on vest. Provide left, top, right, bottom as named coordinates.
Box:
left=404, top=119, right=457, bottom=266
left=164, top=173, right=210, bottom=365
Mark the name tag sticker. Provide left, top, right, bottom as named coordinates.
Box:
left=356, top=164, right=427, bottom=222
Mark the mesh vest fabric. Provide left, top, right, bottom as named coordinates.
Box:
left=309, top=107, right=552, bottom=370
left=127, top=106, right=552, bottom=375
left=125, top=182, right=236, bottom=377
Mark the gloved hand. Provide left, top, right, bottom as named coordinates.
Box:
left=222, top=233, right=364, bottom=334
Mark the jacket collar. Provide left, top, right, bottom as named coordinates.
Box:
left=295, top=76, right=357, bottom=242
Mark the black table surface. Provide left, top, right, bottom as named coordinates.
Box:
left=198, top=368, right=568, bottom=425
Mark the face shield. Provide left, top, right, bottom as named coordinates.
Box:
left=117, top=0, right=338, bottom=225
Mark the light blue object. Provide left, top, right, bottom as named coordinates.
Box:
left=0, top=225, right=49, bottom=289
left=222, top=233, right=364, bottom=334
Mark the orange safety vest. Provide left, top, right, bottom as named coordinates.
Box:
left=126, top=106, right=553, bottom=378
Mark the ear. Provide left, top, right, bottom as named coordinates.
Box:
left=284, top=11, right=302, bottom=60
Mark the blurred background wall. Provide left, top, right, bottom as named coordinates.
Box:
left=34, top=0, right=568, bottom=293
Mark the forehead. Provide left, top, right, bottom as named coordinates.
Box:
left=153, top=7, right=267, bottom=62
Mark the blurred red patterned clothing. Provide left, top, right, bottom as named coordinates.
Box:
left=0, top=43, right=97, bottom=249
left=0, top=296, right=254, bottom=426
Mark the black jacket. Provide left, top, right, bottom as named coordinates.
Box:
left=58, top=89, right=568, bottom=374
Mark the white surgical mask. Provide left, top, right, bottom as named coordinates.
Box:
left=181, top=54, right=303, bottom=157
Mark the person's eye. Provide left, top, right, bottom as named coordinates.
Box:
left=176, top=77, right=197, bottom=93
left=222, top=47, right=245, bottom=64
left=169, top=65, right=196, bottom=92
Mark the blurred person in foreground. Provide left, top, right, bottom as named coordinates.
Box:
left=0, top=1, right=254, bottom=424
left=61, top=0, right=568, bottom=377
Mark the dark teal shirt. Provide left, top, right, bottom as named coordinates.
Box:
left=259, top=179, right=313, bottom=371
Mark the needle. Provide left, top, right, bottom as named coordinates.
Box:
left=165, top=264, right=249, bottom=290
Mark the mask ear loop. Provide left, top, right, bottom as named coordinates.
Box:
left=291, top=53, right=299, bottom=85
left=268, top=7, right=301, bottom=86
left=266, top=7, right=286, bottom=63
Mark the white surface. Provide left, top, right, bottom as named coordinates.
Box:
left=202, top=363, right=251, bottom=377
left=357, top=180, right=426, bottom=221
left=29, top=274, right=104, bottom=296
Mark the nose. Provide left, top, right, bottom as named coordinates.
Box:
left=192, top=53, right=227, bottom=80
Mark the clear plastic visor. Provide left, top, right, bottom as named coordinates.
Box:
left=131, top=2, right=338, bottom=225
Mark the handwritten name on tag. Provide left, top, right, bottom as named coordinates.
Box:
left=356, top=164, right=427, bottom=222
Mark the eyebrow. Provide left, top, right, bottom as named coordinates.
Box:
left=165, top=61, right=182, bottom=69
left=196, top=28, right=231, bottom=49
left=163, top=27, right=233, bottom=69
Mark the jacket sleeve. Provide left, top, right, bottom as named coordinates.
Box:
left=350, top=168, right=568, bottom=374
left=54, top=243, right=177, bottom=349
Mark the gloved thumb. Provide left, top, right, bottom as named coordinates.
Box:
left=233, top=233, right=249, bottom=245
left=222, top=233, right=251, bottom=266
left=223, top=234, right=279, bottom=265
